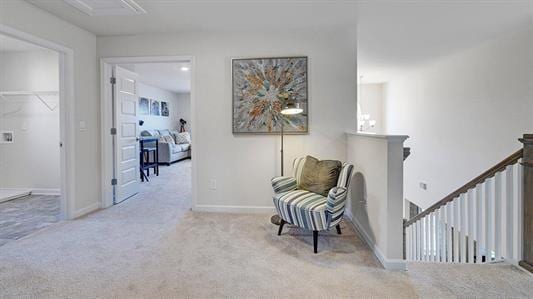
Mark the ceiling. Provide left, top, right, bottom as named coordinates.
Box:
left=119, top=62, right=191, bottom=93
left=0, top=34, right=48, bottom=52
left=24, top=0, right=533, bottom=83
left=26, top=0, right=358, bottom=36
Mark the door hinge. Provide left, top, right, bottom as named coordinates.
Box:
left=111, top=178, right=117, bottom=186
left=110, top=77, right=116, bottom=84
left=110, top=128, right=117, bottom=135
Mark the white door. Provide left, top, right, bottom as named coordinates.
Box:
left=113, top=66, right=140, bottom=203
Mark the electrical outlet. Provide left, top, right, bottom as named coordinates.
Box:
left=419, top=182, right=428, bottom=190
left=209, top=179, right=217, bottom=190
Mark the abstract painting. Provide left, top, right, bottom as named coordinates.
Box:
left=150, top=99, right=160, bottom=116
left=161, top=101, right=169, bottom=117
left=139, top=97, right=150, bottom=115
left=232, top=57, right=308, bottom=134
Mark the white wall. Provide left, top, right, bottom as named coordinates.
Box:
left=175, top=93, right=191, bottom=134
left=137, top=82, right=180, bottom=131
left=1, top=0, right=99, bottom=215
left=384, top=27, right=533, bottom=209
left=98, top=29, right=357, bottom=211
left=0, top=50, right=60, bottom=192
left=359, top=83, right=385, bottom=134
left=346, top=133, right=407, bottom=270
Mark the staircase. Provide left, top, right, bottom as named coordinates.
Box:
left=404, top=135, right=532, bottom=270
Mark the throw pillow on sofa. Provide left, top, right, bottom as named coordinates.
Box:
left=299, top=155, right=342, bottom=197
left=175, top=132, right=191, bottom=144
left=159, top=135, right=175, bottom=144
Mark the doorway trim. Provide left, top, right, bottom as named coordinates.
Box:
left=100, top=56, right=197, bottom=209
left=0, top=25, right=76, bottom=219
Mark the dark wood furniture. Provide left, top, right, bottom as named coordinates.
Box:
left=139, top=137, right=159, bottom=182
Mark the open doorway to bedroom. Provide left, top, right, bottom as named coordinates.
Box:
left=101, top=57, right=193, bottom=209
left=0, top=33, right=63, bottom=246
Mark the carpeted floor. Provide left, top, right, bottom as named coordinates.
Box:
left=0, top=159, right=531, bottom=298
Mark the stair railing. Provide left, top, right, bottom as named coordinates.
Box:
left=404, top=148, right=524, bottom=264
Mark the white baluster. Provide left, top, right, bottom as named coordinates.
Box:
left=494, top=171, right=503, bottom=261
left=428, top=212, right=435, bottom=262
left=416, top=220, right=422, bottom=261
left=423, top=218, right=428, bottom=261
left=505, top=165, right=514, bottom=261
left=486, top=177, right=495, bottom=262
left=460, top=193, right=467, bottom=263
left=436, top=208, right=442, bottom=262
left=516, top=163, right=523, bottom=261
left=447, top=202, right=453, bottom=263
left=404, top=226, right=411, bottom=261
left=411, top=224, right=416, bottom=261
left=467, top=188, right=475, bottom=263
left=453, top=198, right=460, bottom=263
left=477, top=183, right=485, bottom=263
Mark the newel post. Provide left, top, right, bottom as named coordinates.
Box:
left=519, top=134, right=533, bottom=273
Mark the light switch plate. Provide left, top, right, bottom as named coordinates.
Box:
left=209, top=179, right=217, bottom=190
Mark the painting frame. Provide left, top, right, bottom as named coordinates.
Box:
left=150, top=99, right=160, bottom=116
left=161, top=101, right=169, bottom=117
left=139, top=97, right=150, bottom=115
left=231, top=56, right=309, bottom=135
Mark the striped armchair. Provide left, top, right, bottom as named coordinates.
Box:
left=271, top=157, right=354, bottom=253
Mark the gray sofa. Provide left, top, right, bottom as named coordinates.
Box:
left=140, top=129, right=191, bottom=165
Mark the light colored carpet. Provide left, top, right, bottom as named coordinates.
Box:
left=0, top=159, right=531, bottom=298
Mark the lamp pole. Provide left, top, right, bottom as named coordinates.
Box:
left=281, top=118, right=284, bottom=176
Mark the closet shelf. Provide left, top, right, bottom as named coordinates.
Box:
left=0, top=91, right=59, bottom=112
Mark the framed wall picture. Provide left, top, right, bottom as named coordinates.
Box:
left=232, top=56, right=308, bottom=134
left=139, top=97, right=150, bottom=115
left=150, top=99, right=160, bottom=116
left=161, top=101, right=169, bottom=117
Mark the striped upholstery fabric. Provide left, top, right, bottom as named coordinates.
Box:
left=292, top=156, right=307, bottom=187
left=271, top=176, right=297, bottom=193
left=272, top=157, right=354, bottom=232
left=273, top=190, right=329, bottom=231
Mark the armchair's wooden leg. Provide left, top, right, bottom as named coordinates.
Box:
left=313, top=231, right=318, bottom=253
left=336, top=224, right=342, bottom=235
left=278, top=219, right=286, bottom=236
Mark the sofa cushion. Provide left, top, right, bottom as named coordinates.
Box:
left=273, top=189, right=328, bottom=231
left=175, top=132, right=191, bottom=144
left=141, top=130, right=160, bottom=137
left=159, top=135, right=175, bottom=144
left=158, top=129, right=171, bottom=137
left=179, top=144, right=190, bottom=151
left=299, top=155, right=341, bottom=197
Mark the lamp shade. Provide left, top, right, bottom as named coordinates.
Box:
left=281, top=101, right=303, bottom=115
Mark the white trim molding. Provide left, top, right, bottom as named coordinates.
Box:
left=31, top=188, right=61, bottom=196
left=194, top=205, right=276, bottom=214
left=345, top=211, right=407, bottom=271
left=100, top=56, right=196, bottom=210
left=0, top=24, right=76, bottom=220
left=72, top=202, right=100, bottom=219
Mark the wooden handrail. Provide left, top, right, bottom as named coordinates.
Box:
left=404, top=149, right=523, bottom=227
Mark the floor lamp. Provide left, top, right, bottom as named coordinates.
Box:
left=270, top=100, right=304, bottom=225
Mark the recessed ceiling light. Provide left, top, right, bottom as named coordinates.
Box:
left=180, top=66, right=190, bottom=71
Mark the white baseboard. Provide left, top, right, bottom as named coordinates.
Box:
left=344, top=211, right=407, bottom=271
left=194, top=204, right=275, bottom=214
left=72, top=202, right=100, bottom=219
left=32, top=188, right=61, bottom=196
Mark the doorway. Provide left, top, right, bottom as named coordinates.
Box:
left=0, top=27, right=75, bottom=246
left=100, top=57, right=195, bottom=208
